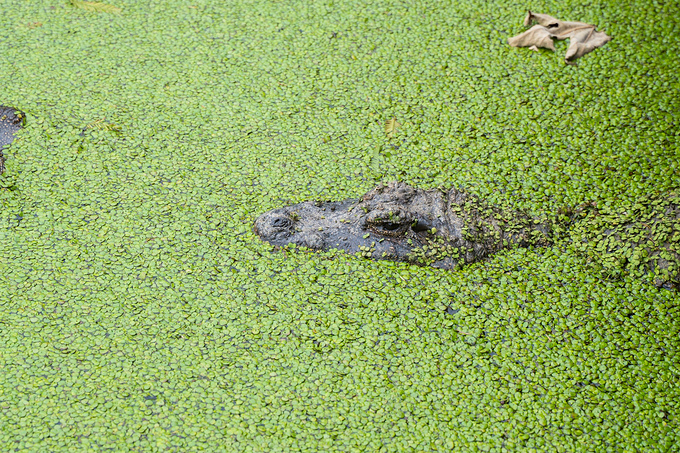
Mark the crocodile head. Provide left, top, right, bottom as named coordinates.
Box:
left=254, top=182, right=552, bottom=269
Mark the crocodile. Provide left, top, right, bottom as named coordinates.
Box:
left=254, top=181, right=554, bottom=270
left=254, top=182, right=679, bottom=289
left=0, top=106, right=25, bottom=175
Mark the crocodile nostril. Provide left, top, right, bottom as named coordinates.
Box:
left=271, top=217, right=293, bottom=229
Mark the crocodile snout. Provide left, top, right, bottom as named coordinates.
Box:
left=254, top=210, right=294, bottom=241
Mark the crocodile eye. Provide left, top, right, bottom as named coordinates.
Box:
left=373, top=220, right=404, bottom=231
left=366, top=209, right=410, bottom=235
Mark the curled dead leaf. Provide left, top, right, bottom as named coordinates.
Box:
left=508, top=11, right=611, bottom=63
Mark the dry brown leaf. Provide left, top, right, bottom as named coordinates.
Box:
left=384, top=118, right=400, bottom=138
left=86, top=119, right=122, bottom=132
left=508, top=11, right=611, bottom=63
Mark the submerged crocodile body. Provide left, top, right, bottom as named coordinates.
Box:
left=254, top=182, right=553, bottom=270
left=255, top=182, right=679, bottom=289
left=0, top=106, right=25, bottom=175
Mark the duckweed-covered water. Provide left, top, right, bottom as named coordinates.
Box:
left=0, top=0, right=678, bottom=451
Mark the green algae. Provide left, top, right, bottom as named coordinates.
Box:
left=0, top=0, right=678, bottom=451
left=569, top=190, right=680, bottom=289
